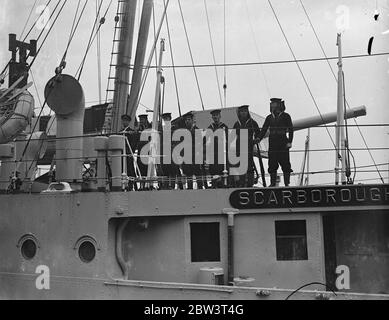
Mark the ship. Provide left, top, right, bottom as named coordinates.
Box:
left=0, top=0, right=388, bottom=300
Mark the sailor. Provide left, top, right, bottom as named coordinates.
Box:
left=258, top=98, right=294, bottom=187
left=206, top=109, right=228, bottom=188
left=181, top=112, right=204, bottom=189
left=137, top=114, right=151, bottom=184
left=9, top=171, right=22, bottom=192
left=160, top=112, right=182, bottom=189
left=138, top=113, right=151, bottom=131
left=121, top=114, right=137, bottom=190
left=232, top=105, right=261, bottom=187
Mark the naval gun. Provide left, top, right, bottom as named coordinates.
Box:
left=291, top=106, right=366, bottom=132
left=254, top=105, right=367, bottom=156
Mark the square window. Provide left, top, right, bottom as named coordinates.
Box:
left=190, top=222, right=220, bottom=262
left=275, top=220, right=308, bottom=261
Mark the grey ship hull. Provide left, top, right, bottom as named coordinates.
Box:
left=1, top=186, right=389, bottom=300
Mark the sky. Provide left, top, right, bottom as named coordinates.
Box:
left=0, top=0, right=389, bottom=185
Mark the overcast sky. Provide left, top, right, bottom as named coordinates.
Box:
left=1, top=0, right=388, bottom=185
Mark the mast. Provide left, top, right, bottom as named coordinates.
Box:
left=111, top=0, right=138, bottom=133
left=306, top=128, right=310, bottom=185
left=146, top=39, right=165, bottom=185
left=335, top=33, right=347, bottom=185
left=127, top=0, right=154, bottom=122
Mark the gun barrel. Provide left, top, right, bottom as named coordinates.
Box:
left=292, top=105, right=366, bottom=131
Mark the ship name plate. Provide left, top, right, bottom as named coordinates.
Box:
left=229, top=185, right=389, bottom=209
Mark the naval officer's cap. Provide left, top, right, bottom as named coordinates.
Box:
left=210, top=109, right=221, bottom=115
left=184, top=112, right=194, bottom=119
left=238, top=105, right=249, bottom=111
left=270, top=98, right=282, bottom=104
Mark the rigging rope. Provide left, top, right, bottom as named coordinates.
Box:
left=29, top=69, right=43, bottom=109
left=203, top=0, right=223, bottom=108
left=24, top=0, right=89, bottom=174
left=24, top=0, right=55, bottom=43
left=75, top=0, right=108, bottom=80
left=67, top=0, right=82, bottom=49
left=177, top=0, right=205, bottom=110
left=152, top=3, right=158, bottom=74
left=26, top=0, right=84, bottom=151
left=16, top=0, right=72, bottom=179
left=299, top=0, right=385, bottom=184
left=163, top=0, right=182, bottom=116
left=21, top=0, right=87, bottom=181
left=60, top=0, right=88, bottom=70
left=26, top=112, right=56, bottom=177
left=138, top=52, right=389, bottom=69
left=223, top=0, right=227, bottom=108
left=267, top=0, right=336, bottom=149
left=0, top=0, right=53, bottom=79
left=28, top=0, right=68, bottom=70
left=19, top=0, right=39, bottom=40
left=7, top=128, right=389, bottom=143
left=243, top=0, right=271, bottom=98
left=1, top=0, right=62, bottom=81
left=22, top=0, right=54, bottom=43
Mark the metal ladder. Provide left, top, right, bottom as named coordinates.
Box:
left=102, top=0, right=129, bottom=134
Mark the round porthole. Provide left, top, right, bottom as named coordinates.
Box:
left=78, top=240, right=96, bottom=263
left=21, top=239, right=37, bottom=260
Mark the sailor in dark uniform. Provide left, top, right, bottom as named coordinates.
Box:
left=232, top=105, right=261, bottom=187
left=121, top=114, right=138, bottom=191
left=258, top=98, right=294, bottom=187
left=206, top=109, right=228, bottom=188
left=181, top=112, right=204, bottom=189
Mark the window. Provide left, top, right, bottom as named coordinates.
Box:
left=275, top=220, right=308, bottom=261
left=190, top=222, right=220, bottom=262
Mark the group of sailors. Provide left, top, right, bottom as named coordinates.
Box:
left=120, top=97, right=294, bottom=190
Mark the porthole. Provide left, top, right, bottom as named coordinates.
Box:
left=74, top=236, right=99, bottom=263
left=78, top=240, right=96, bottom=263
left=17, top=234, right=39, bottom=260
left=21, top=239, right=37, bottom=260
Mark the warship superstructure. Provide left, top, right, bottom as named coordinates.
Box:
left=0, top=0, right=388, bottom=300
